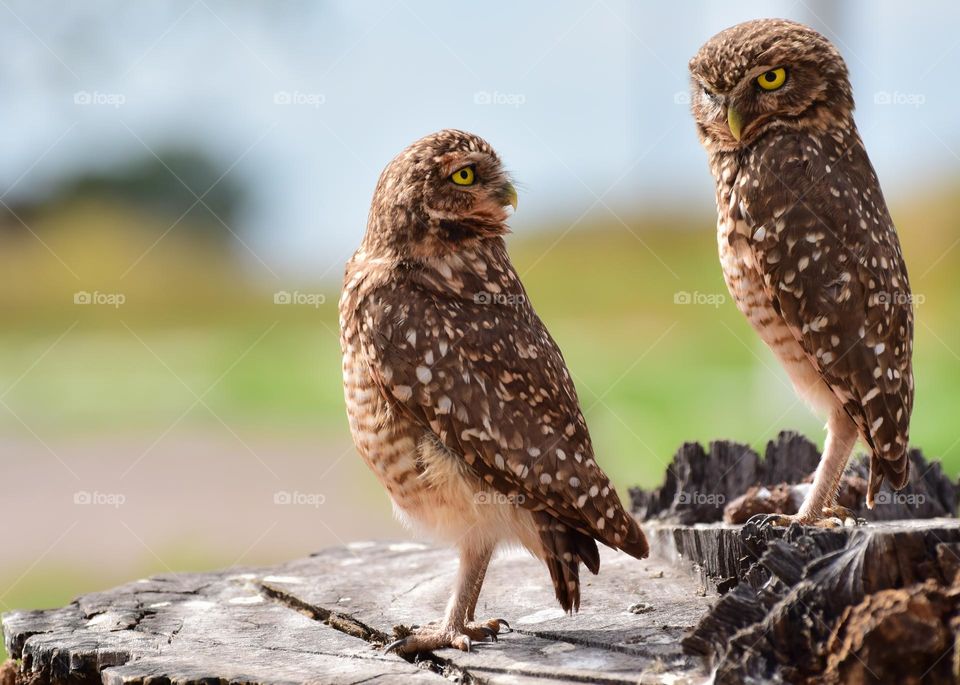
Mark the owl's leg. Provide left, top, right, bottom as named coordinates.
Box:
left=750, top=409, right=859, bottom=528
left=386, top=541, right=506, bottom=655
left=464, top=547, right=511, bottom=637
left=797, top=409, right=860, bottom=525
left=464, top=549, right=490, bottom=622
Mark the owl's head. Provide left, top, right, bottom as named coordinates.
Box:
left=689, top=19, right=853, bottom=151
left=365, top=129, right=517, bottom=257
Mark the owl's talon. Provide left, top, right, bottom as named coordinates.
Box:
left=465, top=617, right=510, bottom=641
left=746, top=510, right=863, bottom=529
left=822, top=505, right=854, bottom=520
left=384, top=637, right=408, bottom=654
left=822, top=505, right=865, bottom=527
left=746, top=512, right=792, bottom=528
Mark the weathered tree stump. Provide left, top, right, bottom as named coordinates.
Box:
left=2, top=541, right=714, bottom=684
left=4, top=433, right=959, bottom=684
left=633, top=432, right=960, bottom=684
left=630, top=431, right=959, bottom=525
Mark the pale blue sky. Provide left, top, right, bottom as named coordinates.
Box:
left=2, top=0, right=957, bottom=276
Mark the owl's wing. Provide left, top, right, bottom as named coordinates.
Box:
left=356, top=273, right=648, bottom=565
left=739, top=132, right=914, bottom=497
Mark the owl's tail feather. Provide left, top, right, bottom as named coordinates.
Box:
left=867, top=450, right=911, bottom=508
left=617, top=516, right=650, bottom=560
left=534, top=512, right=599, bottom=613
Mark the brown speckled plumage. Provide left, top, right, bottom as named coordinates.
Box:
left=339, top=129, right=647, bottom=652
left=690, top=19, right=914, bottom=523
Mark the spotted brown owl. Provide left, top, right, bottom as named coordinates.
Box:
left=689, top=19, right=914, bottom=526
left=339, top=129, right=649, bottom=653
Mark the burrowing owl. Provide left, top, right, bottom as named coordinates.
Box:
left=339, top=130, right=648, bottom=653
left=689, top=19, right=914, bottom=525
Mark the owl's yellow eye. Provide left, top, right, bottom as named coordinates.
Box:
left=450, top=166, right=476, bottom=186
left=757, top=67, right=787, bottom=91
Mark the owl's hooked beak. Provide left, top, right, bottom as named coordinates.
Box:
left=502, top=182, right=518, bottom=211
left=726, top=106, right=744, bottom=141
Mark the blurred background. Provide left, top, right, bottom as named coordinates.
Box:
left=2, top=0, right=959, bottom=660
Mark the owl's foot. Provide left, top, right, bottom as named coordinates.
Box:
left=465, top=617, right=511, bottom=640
left=822, top=505, right=866, bottom=526
left=746, top=507, right=864, bottom=529
left=384, top=618, right=509, bottom=655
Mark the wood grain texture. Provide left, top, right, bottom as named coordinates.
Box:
left=4, top=436, right=959, bottom=684
left=2, top=540, right=713, bottom=685
left=677, top=519, right=960, bottom=684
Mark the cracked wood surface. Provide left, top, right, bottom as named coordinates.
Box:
left=5, top=434, right=957, bottom=684
left=2, top=536, right=713, bottom=685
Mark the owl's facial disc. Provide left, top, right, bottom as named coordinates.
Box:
left=423, top=149, right=517, bottom=234
left=694, top=59, right=834, bottom=146
left=365, top=129, right=517, bottom=258
left=689, top=19, right=854, bottom=150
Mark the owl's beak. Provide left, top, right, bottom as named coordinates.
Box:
left=502, top=182, right=518, bottom=211
left=726, top=106, right=744, bottom=141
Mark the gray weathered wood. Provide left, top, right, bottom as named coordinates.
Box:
left=3, top=539, right=714, bottom=685
left=5, top=434, right=959, bottom=685
left=7, top=520, right=960, bottom=684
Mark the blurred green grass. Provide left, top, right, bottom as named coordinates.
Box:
left=2, top=192, right=959, bottom=661
left=6, top=201, right=957, bottom=473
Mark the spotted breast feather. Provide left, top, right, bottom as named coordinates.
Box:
left=353, top=242, right=649, bottom=587
left=736, top=132, right=914, bottom=501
